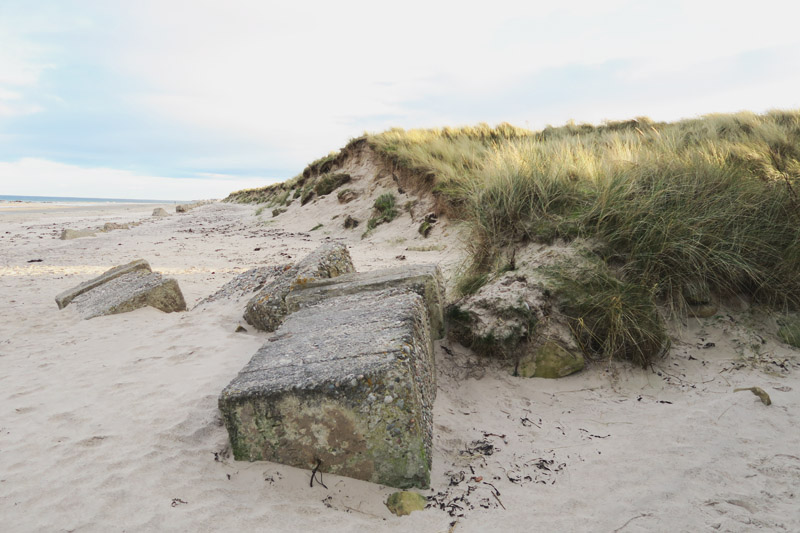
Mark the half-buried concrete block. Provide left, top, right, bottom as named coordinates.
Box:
left=243, top=242, right=354, bottom=331
left=71, top=270, right=186, bottom=319
left=55, top=259, right=152, bottom=309
left=60, top=228, right=97, bottom=240
left=285, top=264, right=445, bottom=339
left=220, top=289, right=435, bottom=489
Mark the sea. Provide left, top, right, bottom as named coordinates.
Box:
left=0, top=195, right=181, bottom=205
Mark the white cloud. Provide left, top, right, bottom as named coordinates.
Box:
left=0, top=158, right=273, bottom=200
left=2, top=1, right=800, bottom=198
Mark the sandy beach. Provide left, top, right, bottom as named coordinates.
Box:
left=1, top=200, right=798, bottom=532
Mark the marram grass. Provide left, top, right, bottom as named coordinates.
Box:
left=227, top=110, right=800, bottom=364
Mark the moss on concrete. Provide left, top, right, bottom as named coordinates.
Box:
left=517, top=341, right=584, bottom=378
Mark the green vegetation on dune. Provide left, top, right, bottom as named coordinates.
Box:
left=367, top=111, right=800, bottom=311
left=226, top=110, right=800, bottom=364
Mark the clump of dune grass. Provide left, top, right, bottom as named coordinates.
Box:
left=367, top=193, right=399, bottom=230
left=314, top=172, right=351, bottom=196
left=547, top=261, right=669, bottom=367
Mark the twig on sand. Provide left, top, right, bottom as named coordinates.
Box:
left=310, top=459, right=328, bottom=489
left=612, top=513, right=652, bottom=532
left=491, top=492, right=506, bottom=510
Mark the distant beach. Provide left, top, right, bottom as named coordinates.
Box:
left=0, top=195, right=186, bottom=214
left=0, top=194, right=182, bottom=206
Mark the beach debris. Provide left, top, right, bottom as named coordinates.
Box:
left=243, top=243, right=354, bottom=332
left=170, top=498, right=188, bottom=507
left=55, top=258, right=152, bottom=309
left=220, top=289, right=436, bottom=489
left=734, top=386, right=772, bottom=406
left=27, top=259, right=43, bottom=263
left=152, top=207, right=169, bottom=217
left=386, top=491, right=427, bottom=516
left=71, top=270, right=186, bottom=319
left=235, top=325, right=247, bottom=333
left=59, top=228, right=96, bottom=240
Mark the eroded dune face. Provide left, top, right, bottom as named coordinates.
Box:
left=1, top=198, right=799, bottom=532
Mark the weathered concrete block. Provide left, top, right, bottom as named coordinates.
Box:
left=55, top=259, right=152, bottom=309
left=71, top=270, right=186, bottom=319
left=60, top=228, right=96, bottom=240
left=243, top=242, right=354, bottom=331
left=220, top=289, right=435, bottom=489
left=152, top=207, right=169, bottom=217
left=285, top=264, right=445, bottom=339
left=176, top=204, right=190, bottom=213
left=101, top=222, right=130, bottom=231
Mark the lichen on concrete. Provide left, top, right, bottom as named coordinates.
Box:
left=220, top=289, right=435, bottom=489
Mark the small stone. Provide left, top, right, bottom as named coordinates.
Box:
left=235, top=325, right=247, bottom=333
left=688, top=303, right=718, bottom=318
left=386, top=491, right=426, bottom=516
left=384, top=395, right=393, bottom=404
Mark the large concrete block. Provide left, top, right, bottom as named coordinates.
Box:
left=72, top=270, right=186, bottom=319
left=285, top=264, right=445, bottom=339
left=55, top=259, right=152, bottom=309
left=243, top=242, right=354, bottom=331
left=220, top=289, right=435, bottom=489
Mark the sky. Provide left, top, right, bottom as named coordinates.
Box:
left=1, top=0, right=800, bottom=200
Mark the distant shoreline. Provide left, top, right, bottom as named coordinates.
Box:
left=0, top=194, right=183, bottom=205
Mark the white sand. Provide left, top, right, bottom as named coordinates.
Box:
left=1, top=199, right=798, bottom=532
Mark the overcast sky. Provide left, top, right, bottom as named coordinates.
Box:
left=2, top=0, right=800, bottom=200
